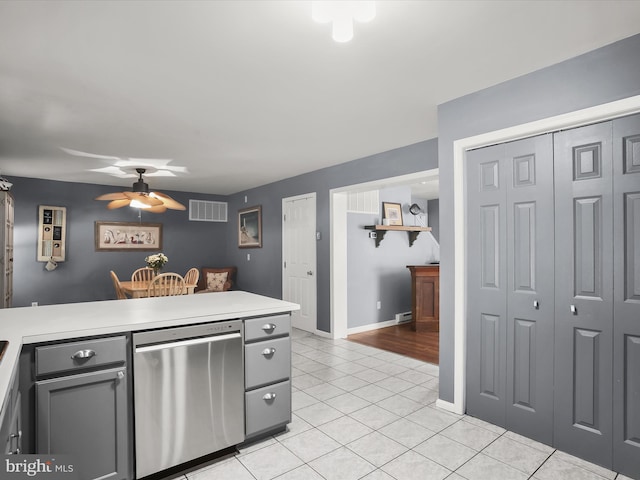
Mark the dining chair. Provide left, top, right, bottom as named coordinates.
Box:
left=147, top=273, right=186, bottom=297
left=183, top=267, right=199, bottom=286
left=110, top=270, right=129, bottom=300
left=132, top=267, right=155, bottom=282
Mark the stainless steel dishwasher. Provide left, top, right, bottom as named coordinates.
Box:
left=133, top=319, right=244, bottom=478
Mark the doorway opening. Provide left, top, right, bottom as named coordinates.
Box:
left=330, top=169, right=440, bottom=363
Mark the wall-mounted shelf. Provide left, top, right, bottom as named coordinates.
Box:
left=364, top=225, right=432, bottom=247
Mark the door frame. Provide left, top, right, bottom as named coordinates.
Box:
left=440, top=94, right=640, bottom=416
left=329, top=169, right=440, bottom=340
left=282, top=192, right=317, bottom=334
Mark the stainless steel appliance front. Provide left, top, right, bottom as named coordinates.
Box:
left=133, top=320, right=244, bottom=478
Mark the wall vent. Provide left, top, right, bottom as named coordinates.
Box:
left=347, top=190, right=379, bottom=214
left=395, top=311, right=412, bottom=324
left=189, top=200, right=228, bottom=222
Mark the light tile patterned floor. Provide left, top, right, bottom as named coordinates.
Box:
left=168, top=329, right=632, bottom=480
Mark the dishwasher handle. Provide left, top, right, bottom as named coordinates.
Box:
left=135, top=332, right=241, bottom=354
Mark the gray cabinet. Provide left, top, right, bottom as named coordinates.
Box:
left=1, top=367, right=21, bottom=455
left=244, top=314, right=291, bottom=439
left=35, top=336, right=131, bottom=480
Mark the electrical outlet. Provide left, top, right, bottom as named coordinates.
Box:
left=376, top=301, right=381, bottom=310
left=31, top=302, right=38, bottom=307
left=244, top=195, right=248, bottom=203
left=369, top=232, right=377, bottom=239
left=247, top=253, right=251, bottom=261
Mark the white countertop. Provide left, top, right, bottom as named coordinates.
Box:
left=0, top=291, right=299, bottom=412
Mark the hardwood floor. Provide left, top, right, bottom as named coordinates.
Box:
left=347, top=322, right=439, bottom=365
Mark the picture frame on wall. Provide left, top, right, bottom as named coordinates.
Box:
left=95, top=221, right=162, bottom=251
left=382, top=202, right=403, bottom=226
left=238, top=205, right=262, bottom=248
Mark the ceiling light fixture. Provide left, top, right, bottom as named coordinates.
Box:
left=312, top=1, right=376, bottom=43
left=95, top=168, right=186, bottom=213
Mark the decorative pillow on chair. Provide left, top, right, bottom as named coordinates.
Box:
left=206, top=272, right=228, bottom=292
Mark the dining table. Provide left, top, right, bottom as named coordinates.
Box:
left=119, top=280, right=198, bottom=299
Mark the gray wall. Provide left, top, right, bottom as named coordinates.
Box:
left=427, top=199, right=439, bottom=243
left=347, top=186, right=440, bottom=329
left=436, top=33, right=640, bottom=403
left=10, top=176, right=228, bottom=306
left=224, top=138, right=439, bottom=332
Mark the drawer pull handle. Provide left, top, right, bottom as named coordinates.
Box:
left=262, top=323, right=277, bottom=333
left=71, top=349, right=96, bottom=360
left=262, top=347, right=276, bottom=356
left=9, top=430, right=22, bottom=440
left=263, top=392, right=277, bottom=401
left=8, top=448, right=20, bottom=455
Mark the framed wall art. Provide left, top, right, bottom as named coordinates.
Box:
left=238, top=205, right=262, bottom=248
left=382, top=202, right=403, bottom=226
left=95, top=221, right=162, bottom=252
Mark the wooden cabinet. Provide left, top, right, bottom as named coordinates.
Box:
left=407, top=265, right=440, bottom=332
left=0, top=191, right=14, bottom=308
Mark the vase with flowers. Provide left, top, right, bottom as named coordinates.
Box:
left=145, top=252, right=168, bottom=276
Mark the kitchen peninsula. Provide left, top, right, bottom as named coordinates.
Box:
left=0, top=291, right=299, bottom=479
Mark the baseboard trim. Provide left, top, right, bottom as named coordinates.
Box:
left=347, top=319, right=397, bottom=335
left=435, top=398, right=463, bottom=415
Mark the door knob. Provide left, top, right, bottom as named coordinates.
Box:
left=307, top=271, right=313, bottom=276
left=570, top=305, right=577, bottom=315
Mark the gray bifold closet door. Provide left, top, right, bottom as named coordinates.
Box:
left=612, top=115, right=640, bottom=477
left=466, top=134, right=555, bottom=445
left=553, top=121, right=614, bottom=468
left=466, top=113, right=640, bottom=478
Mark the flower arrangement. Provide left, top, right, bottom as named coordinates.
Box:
left=145, top=253, right=168, bottom=272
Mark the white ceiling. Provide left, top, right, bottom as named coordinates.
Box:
left=0, top=1, right=639, bottom=195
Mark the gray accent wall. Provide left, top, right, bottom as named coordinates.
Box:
left=436, top=33, right=640, bottom=403
left=427, top=199, right=439, bottom=243
left=10, top=176, right=228, bottom=306
left=347, top=186, right=440, bottom=330
left=224, top=139, right=439, bottom=333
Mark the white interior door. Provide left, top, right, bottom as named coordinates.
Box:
left=282, top=193, right=317, bottom=333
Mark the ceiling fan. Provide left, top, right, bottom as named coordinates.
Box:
left=95, top=168, right=186, bottom=213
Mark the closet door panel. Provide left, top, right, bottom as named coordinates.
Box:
left=612, top=114, right=640, bottom=477
left=505, top=135, right=555, bottom=445
left=466, top=144, right=508, bottom=427
left=554, top=122, right=613, bottom=468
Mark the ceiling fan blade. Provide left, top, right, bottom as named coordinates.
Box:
left=95, top=192, right=128, bottom=201
left=122, top=192, right=163, bottom=207
left=107, top=199, right=131, bottom=209
left=150, top=191, right=186, bottom=210
left=146, top=205, right=168, bottom=213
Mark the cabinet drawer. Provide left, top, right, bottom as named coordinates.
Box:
left=244, top=314, right=290, bottom=342
left=245, top=380, right=291, bottom=438
left=36, top=336, right=126, bottom=377
left=245, top=336, right=290, bottom=390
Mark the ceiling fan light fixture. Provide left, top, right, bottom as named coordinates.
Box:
left=94, top=168, right=186, bottom=213
left=129, top=198, right=151, bottom=209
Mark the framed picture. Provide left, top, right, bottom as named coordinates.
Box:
left=382, top=202, right=403, bottom=226
left=238, top=205, right=262, bottom=248
left=95, top=221, right=162, bottom=251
